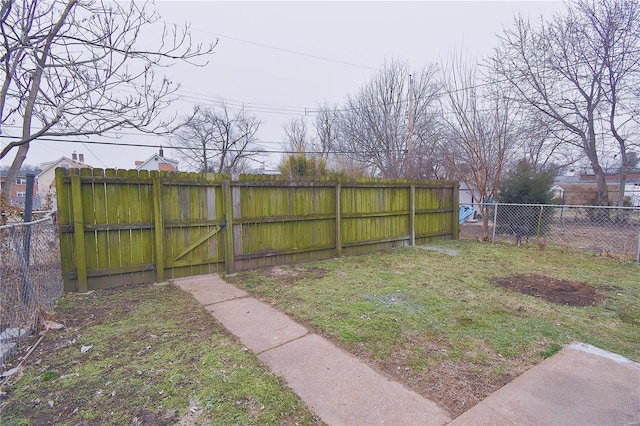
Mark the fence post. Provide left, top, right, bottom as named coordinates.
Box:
left=23, top=173, right=35, bottom=265
left=410, top=184, right=416, bottom=246
left=452, top=182, right=459, bottom=239
left=492, top=202, right=499, bottom=244
left=223, top=180, right=235, bottom=273
left=18, top=173, right=36, bottom=305
left=70, top=172, right=88, bottom=293
left=536, top=205, right=544, bottom=238
left=636, top=234, right=640, bottom=264
left=152, top=172, right=165, bottom=282
left=55, top=168, right=74, bottom=292
left=335, top=182, right=342, bottom=257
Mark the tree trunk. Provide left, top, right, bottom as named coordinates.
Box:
left=618, top=152, right=628, bottom=207
left=481, top=207, right=491, bottom=241
left=593, top=165, right=609, bottom=206
left=616, top=150, right=628, bottom=222
left=583, top=119, right=609, bottom=207
left=3, top=144, right=30, bottom=202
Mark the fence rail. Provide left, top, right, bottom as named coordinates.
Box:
left=56, top=169, right=458, bottom=291
left=0, top=212, right=63, bottom=364
left=460, top=202, right=640, bottom=261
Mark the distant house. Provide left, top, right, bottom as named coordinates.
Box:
left=459, top=181, right=492, bottom=215
left=37, top=152, right=92, bottom=207
left=135, top=148, right=178, bottom=172
left=0, top=170, right=40, bottom=209
left=459, top=181, right=477, bottom=206
left=553, top=173, right=640, bottom=206
left=625, top=182, right=640, bottom=207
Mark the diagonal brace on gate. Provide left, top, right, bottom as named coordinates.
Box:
left=167, top=225, right=223, bottom=264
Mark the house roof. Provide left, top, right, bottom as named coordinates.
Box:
left=135, top=151, right=178, bottom=171
left=555, top=174, right=640, bottom=186
left=579, top=172, right=640, bottom=182
left=38, top=156, right=92, bottom=177
left=0, top=169, right=41, bottom=178
left=554, top=175, right=581, bottom=184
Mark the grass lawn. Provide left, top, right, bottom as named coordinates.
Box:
left=0, top=284, right=322, bottom=425
left=227, top=239, right=640, bottom=417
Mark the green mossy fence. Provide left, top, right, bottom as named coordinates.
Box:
left=55, top=168, right=458, bottom=292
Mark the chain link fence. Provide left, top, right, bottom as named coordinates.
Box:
left=0, top=212, right=63, bottom=366
left=459, top=203, right=640, bottom=261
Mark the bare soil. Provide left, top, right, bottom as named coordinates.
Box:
left=266, top=266, right=327, bottom=286
left=493, top=274, right=602, bottom=306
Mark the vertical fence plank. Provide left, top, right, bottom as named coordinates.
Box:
left=223, top=180, right=235, bottom=273
left=70, top=172, right=88, bottom=292
left=128, top=170, right=145, bottom=273
left=55, top=168, right=75, bottom=292
left=452, top=182, right=459, bottom=239
left=92, top=169, right=109, bottom=272
left=104, top=169, right=119, bottom=273
left=335, top=183, right=342, bottom=257
left=152, top=172, right=165, bottom=282
left=410, top=184, right=416, bottom=246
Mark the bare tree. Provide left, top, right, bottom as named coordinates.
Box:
left=489, top=1, right=640, bottom=207
left=313, top=102, right=339, bottom=159
left=578, top=0, right=640, bottom=208
left=0, top=0, right=215, bottom=197
left=335, top=60, right=440, bottom=178
left=438, top=53, right=523, bottom=238
left=517, top=111, right=576, bottom=172
left=282, top=116, right=310, bottom=153
left=172, top=103, right=261, bottom=174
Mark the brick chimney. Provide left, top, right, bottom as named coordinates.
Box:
left=78, top=153, right=84, bottom=163
left=72, top=151, right=77, bottom=161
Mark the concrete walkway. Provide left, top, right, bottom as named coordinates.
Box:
left=174, top=273, right=450, bottom=425
left=174, top=273, right=640, bottom=426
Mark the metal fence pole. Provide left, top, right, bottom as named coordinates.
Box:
left=536, top=205, right=544, bottom=238
left=491, top=202, right=498, bottom=243
left=18, top=175, right=36, bottom=306
left=637, top=234, right=640, bottom=264
left=23, top=173, right=35, bottom=266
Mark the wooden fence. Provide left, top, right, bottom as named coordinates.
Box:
left=56, top=168, right=458, bottom=292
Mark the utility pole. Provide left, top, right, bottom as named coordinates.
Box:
left=407, top=74, right=415, bottom=178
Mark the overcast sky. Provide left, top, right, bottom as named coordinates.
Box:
left=1, top=0, right=565, bottom=172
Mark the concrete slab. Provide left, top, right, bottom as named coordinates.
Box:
left=259, top=334, right=451, bottom=426
left=0, top=327, right=30, bottom=343
left=206, top=297, right=308, bottom=353
left=0, top=341, right=17, bottom=364
left=173, top=273, right=247, bottom=305
left=451, top=342, right=640, bottom=426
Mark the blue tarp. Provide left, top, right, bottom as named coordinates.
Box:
left=459, top=204, right=475, bottom=225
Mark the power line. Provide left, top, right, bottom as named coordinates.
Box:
left=183, top=26, right=379, bottom=71
left=0, top=135, right=428, bottom=156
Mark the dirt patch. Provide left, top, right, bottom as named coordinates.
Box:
left=266, top=266, right=327, bottom=286
left=343, top=334, right=541, bottom=418
left=493, top=274, right=602, bottom=306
